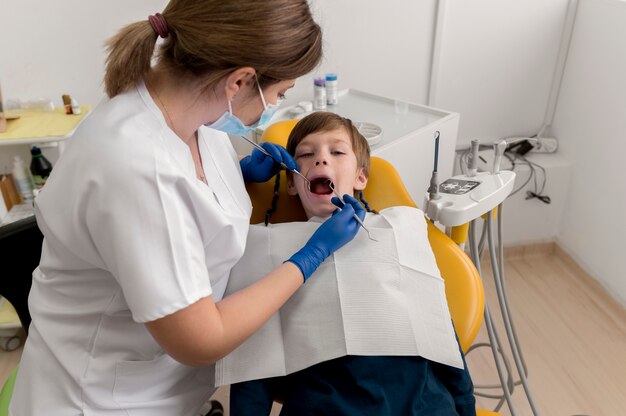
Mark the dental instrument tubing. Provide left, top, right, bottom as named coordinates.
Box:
left=469, top=220, right=519, bottom=416
left=486, top=208, right=541, bottom=415
left=469, top=208, right=541, bottom=415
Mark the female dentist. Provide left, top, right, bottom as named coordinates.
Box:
left=10, top=1, right=365, bottom=414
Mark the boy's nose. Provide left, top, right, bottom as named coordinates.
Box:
left=315, top=160, right=328, bottom=166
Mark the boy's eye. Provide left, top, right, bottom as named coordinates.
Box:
left=331, top=150, right=346, bottom=155
left=296, top=152, right=313, bottom=158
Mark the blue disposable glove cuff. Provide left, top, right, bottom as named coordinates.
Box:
left=286, top=244, right=329, bottom=282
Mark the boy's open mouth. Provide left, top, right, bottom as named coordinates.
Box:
left=309, top=177, right=334, bottom=195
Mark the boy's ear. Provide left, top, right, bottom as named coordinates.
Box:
left=353, top=167, right=368, bottom=191
left=287, top=176, right=299, bottom=196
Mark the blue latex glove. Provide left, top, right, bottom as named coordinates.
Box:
left=287, top=194, right=366, bottom=281
left=240, top=142, right=298, bottom=183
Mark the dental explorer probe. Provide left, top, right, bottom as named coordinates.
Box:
left=239, top=135, right=312, bottom=190
left=325, top=180, right=378, bottom=242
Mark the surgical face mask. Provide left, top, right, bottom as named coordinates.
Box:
left=207, top=75, right=284, bottom=135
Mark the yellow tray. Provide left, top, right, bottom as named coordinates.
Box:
left=0, top=106, right=89, bottom=142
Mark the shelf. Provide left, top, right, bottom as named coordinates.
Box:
left=0, top=106, right=89, bottom=147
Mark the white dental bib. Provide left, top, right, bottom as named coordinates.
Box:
left=215, top=206, right=463, bottom=386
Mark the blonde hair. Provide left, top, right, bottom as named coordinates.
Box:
left=104, top=0, right=322, bottom=97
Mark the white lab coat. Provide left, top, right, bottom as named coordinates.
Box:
left=10, top=81, right=252, bottom=415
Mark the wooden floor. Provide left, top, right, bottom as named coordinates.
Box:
left=2, top=243, right=625, bottom=415
left=467, top=243, right=626, bottom=416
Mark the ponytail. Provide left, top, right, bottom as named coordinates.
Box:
left=104, top=21, right=158, bottom=97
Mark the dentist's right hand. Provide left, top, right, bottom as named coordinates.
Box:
left=287, top=194, right=366, bottom=281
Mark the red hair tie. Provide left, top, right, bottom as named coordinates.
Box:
left=148, top=13, right=169, bottom=38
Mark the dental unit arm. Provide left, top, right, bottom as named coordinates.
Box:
left=422, top=135, right=542, bottom=416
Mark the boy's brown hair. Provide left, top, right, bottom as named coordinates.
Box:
left=263, top=112, right=374, bottom=225
left=286, top=112, right=371, bottom=184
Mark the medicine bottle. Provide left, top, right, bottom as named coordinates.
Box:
left=325, top=73, right=338, bottom=105
left=313, top=78, right=326, bottom=110
left=12, top=156, right=34, bottom=203
left=0, top=84, right=7, bottom=133
left=30, top=146, right=53, bottom=190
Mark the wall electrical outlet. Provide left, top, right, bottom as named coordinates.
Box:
left=530, top=137, right=558, bottom=153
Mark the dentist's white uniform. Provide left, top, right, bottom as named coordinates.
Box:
left=10, top=82, right=252, bottom=415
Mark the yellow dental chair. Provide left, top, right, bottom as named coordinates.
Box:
left=245, top=120, right=500, bottom=416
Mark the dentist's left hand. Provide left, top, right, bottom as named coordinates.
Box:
left=240, top=142, right=298, bottom=183
left=287, top=194, right=367, bottom=281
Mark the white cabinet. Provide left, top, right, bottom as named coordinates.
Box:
left=255, top=89, right=460, bottom=205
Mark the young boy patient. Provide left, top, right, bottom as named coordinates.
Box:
left=225, top=112, right=476, bottom=416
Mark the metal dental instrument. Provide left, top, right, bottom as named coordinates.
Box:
left=326, top=180, right=378, bottom=242
left=239, top=136, right=374, bottom=240
left=239, top=135, right=312, bottom=190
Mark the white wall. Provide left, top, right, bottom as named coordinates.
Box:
left=0, top=0, right=168, bottom=108
left=430, top=0, right=571, bottom=146
left=289, top=0, right=437, bottom=106
left=0, top=0, right=168, bottom=169
left=551, top=0, right=626, bottom=305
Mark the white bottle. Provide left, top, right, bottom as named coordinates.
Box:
left=12, top=156, right=34, bottom=203
left=313, top=78, right=326, bottom=110
left=70, top=97, right=81, bottom=115
left=325, top=73, right=338, bottom=105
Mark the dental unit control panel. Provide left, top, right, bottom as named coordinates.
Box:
left=424, top=171, right=515, bottom=226
left=423, top=137, right=517, bottom=227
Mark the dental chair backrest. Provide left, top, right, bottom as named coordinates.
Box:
left=246, top=120, right=485, bottom=353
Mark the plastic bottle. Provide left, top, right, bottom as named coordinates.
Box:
left=12, top=156, right=34, bottom=203
left=325, top=73, right=338, bottom=105
left=313, top=77, right=327, bottom=110
left=70, top=97, right=82, bottom=115
left=30, top=146, right=53, bottom=190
